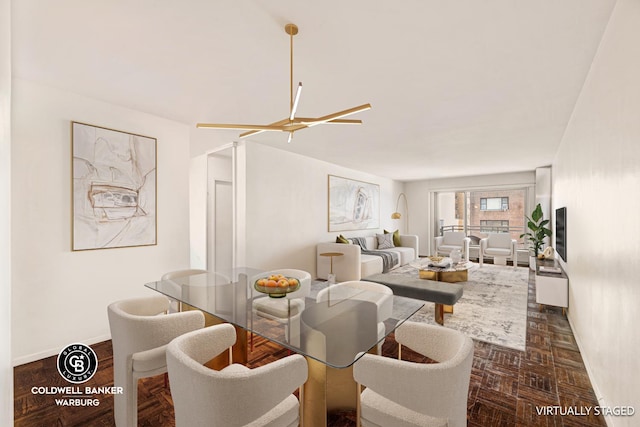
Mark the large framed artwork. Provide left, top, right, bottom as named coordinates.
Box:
left=328, top=175, right=380, bottom=232
left=72, top=122, right=157, bottom=251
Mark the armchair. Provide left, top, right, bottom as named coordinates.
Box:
left=353, top=321, right=474, bottom=427
left=316, top=280, right=393, bottom=354
left=252, top=269, right=311, bottom=346
left=434, top=231, right=471, bottom=261
left=166, top=324, right=308, bottom=427
left=161, top=269, right=207, bottom=313
left=480, top=233, right=517, bottom=268
left=107, top=295, right=205, bottom=427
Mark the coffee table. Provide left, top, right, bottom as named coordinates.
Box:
left=413, top=258, right=472, bottom=313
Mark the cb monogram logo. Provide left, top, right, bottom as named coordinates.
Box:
left=57, top=343, right=98, bottom=384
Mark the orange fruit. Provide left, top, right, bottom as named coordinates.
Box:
left=266, top=280, right=277, bottom=287
left=277, top=279, right=289, bottom=288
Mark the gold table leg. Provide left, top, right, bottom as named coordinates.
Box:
left=419, top=269, right=468, bottom=316
left=303, top=347, right=375, bottom=426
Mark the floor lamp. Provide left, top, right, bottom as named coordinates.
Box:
left=391, top=192, right=409, bottom=234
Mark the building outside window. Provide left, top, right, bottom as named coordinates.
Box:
left=480, top=220, right=510, bottom=233
left=437, top=189, right=526, bottom=249
left=480, top=197, right=509, bottom=211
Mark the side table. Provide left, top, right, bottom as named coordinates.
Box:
left=319, top=252, right=343, bottom=284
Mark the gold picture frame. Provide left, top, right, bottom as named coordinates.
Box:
left=71, top=122, right=157, bottom=250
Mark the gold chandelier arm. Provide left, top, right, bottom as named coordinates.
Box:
left=304, top=103, right=372, bottom=127
left=196, top=123, right=289, bottom=131
left=294, top=118, right=362, bottom=125
left=239, top=129, right=266, bottom=138
left=197, top=23, right=370, bottom=143
left=239, top=117, right=295, bottom=138
left=238, top=122, right=308, bottom=138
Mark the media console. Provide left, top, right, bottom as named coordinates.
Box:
left=535, top=258, right=569, bottom=315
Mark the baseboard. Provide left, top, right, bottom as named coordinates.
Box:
left=12, top=333, right=111, bottom=367
left=566, top=313, right=613, bottom=427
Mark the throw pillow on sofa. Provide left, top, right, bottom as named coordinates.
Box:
left=384, top=229, right=401, bottom=247
left=377, top=233, right=395, bottom=249
left=335, top=234, right=350, bottom=244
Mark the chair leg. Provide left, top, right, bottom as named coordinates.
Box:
left=356, top=383, right=362, bottom=427
left=298, top=386, right=304, bottom=427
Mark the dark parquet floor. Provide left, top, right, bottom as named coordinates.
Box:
left=14, top=268, right=606, bottom=426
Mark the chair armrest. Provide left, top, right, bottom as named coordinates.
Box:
left=146, top=310, right=205, bottom=348
left=171, top=323, right=236, bottom=366
left=399, top=234, right=419, bottom=256
left=354, top=353, right=471, bottom=418
left=227, top=354, right=308, bottom=416
left=317, top=242, right=361, bottom=281
left=479, top=237, right=488, bottom=251
left=462, top=237, right=471, bottom=260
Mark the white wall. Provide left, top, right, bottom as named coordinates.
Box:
left=405, top=171, right=536, bottom=256
left=11, top=79, right=192, bottom=364
left=553, top=1, right=640, bottom=425
left=243, top=142, right=403, bottom=274
left=1, top=0, right=13, bottom=423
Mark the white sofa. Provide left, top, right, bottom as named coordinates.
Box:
left=317, top=234, right=419, bottom=281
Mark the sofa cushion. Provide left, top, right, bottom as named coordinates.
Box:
left=436, top=244, right=460, bottom=254
left=373, top=247, right=415, bottom=266
left=484, top=247, right=512, bottom=256
left=361, top=255, right=384, bottom=279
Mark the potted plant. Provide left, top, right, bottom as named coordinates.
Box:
left=520, top=203, right=552, bottom=270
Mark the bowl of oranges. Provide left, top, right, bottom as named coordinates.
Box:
left=254, top=274, right=301, bottom=298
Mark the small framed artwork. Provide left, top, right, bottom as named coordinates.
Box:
left=71, top=122, right=157, bottom=251
left=328, top=175, right=380, bottom=232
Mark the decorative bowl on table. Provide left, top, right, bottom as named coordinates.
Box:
left=427, top=256, right=452, bottom=268
left=254, top=274, right=301, bottom=298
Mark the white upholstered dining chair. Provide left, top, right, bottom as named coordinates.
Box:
left=316, top=280, right=393, bottom=354
left=252, top=269, right=311, bottom=347
left=353, top=321, right=474, bottom=427
left=166, top=323, right=308, bottom=427
left=107, top=295, right=205, bottom=427
left=161, top=269, right=207, bottom=313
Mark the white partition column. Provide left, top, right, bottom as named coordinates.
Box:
left=0, top=0, right=13, bottom=424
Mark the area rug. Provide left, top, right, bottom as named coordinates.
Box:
left=386, top=263, right=529, bottom=351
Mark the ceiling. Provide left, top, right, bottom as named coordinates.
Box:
left=12, top=0, right=616, bottom=181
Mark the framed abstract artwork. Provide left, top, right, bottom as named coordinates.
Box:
left=71, top=122, right=157, bottom=250
left=328, top=175, right=380, bottom=232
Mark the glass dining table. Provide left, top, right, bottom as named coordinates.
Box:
left=145, top=267, right=424, bottom=426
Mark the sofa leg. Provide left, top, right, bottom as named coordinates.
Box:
left=435, top=304, right=444, bottom=325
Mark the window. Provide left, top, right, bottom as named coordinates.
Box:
left=480, top=220, right=510, bottom=233
left=480, top=197, right=509, bottom=211
left=436, top=188, right=526, bottom=250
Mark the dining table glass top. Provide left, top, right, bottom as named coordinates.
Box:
left=145, top=268, right=424, bottom=369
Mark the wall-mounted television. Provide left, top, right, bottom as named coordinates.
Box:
left=555, top=207, right=567, bottom=262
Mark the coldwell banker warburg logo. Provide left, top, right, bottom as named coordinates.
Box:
left=57, top=343, right=98, bottom=383
left=31, top=343, right=122, bottom=407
